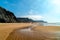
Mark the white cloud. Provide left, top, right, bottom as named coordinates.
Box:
left=28, top=9, right=40, bottom=15
left=21, top=9, right=44, bottom=20
left=47, top=0, right=60, bottom=15
left=51, top=0, right=60, bottom=5
left=40, top=0, right=60, bottom=23
left=21, top=15, right=44, bottom=20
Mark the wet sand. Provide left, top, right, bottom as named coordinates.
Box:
left=6, top=25, right=60, bottom=40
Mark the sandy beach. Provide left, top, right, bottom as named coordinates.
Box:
left=0, top=23, right=60, bottom=40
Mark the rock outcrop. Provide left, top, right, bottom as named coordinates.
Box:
left=0, top=7, right=17, bottom=23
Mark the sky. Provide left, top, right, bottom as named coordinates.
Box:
left=0, top=0, right=60, bottom=23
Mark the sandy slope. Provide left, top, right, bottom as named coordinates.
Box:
left=0, top=23, right=32, bottom=40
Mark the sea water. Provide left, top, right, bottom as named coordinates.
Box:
left=43, top=23, right=60, bottom=26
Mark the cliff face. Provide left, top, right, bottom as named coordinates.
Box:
left=0, top=7, right=17, bottom=23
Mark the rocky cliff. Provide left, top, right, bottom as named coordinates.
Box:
left=0, top=7, right=17, bottom=23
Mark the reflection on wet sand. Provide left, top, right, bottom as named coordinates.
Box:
left=6, top=26, right=60, bottom=40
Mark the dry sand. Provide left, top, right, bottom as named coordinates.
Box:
left=0, top=23, right=32, bottom=40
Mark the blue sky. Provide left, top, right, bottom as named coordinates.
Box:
left=0, top=0, right=60, bottom=23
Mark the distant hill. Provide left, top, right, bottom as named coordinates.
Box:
left=33, top=20, right=47, bottom=23
left=17, top=18, right=34, bottom=23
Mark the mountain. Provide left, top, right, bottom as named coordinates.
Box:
left=17, top=18, right=33, bottom=23
left=33, top=20, right=47, bottom=23
left=0, top=7, right=17, bottom=23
